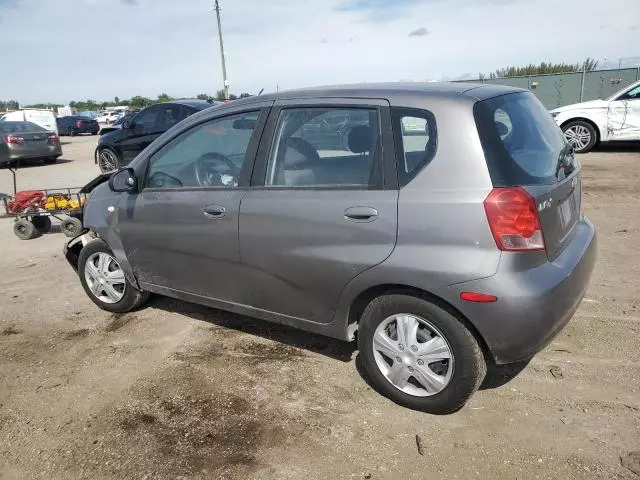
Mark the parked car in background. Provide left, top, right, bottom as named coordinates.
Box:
left=1, top=109, right=58, bottom=135
left=67, top=83, right=596, bottom=413
left=0, top=121, right=61, bottom=165
left=80, top=111, right=98, bottom=120
left=551, top=80, right=640, bottom=153
left=57, top=116, right=100, bottom=136
left=96, top=111, right=121, bottom=124
left=95, top=100, right=211, bottom=172
left=98, top=113, right=135, bottom=136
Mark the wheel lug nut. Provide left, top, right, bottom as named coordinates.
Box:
left=408, top=366, right=414, bottom=372
left=417, top=359, right=424, bottom=365
left=411, top=345, right=418, bottom=352
left=398, top=344, right=404, bottom=350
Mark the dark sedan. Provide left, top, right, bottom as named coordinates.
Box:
left=0, top=121, right=62, bottom=166
left=57, top=116, right=100, bottom=136
left=95, top=100, right=214, bottom=173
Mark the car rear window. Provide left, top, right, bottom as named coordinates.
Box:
left=474, top=91, right=576, bottom=186
left=0, top=121, right=47, bottom=133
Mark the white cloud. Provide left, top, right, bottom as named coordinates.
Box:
left=0, top=0, right=638, bottom=103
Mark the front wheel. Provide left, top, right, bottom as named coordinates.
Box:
left=358, top=294, right=486, bottom=414
left=78, top=239, right=150, bottom=313
left=97, top=148, right=120, bottom=173
left=562, top=120, right=597, bottom=153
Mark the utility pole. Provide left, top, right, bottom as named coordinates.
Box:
left=214, top=0, right=229, bottom=100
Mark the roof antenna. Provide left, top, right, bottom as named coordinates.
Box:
left=257, top=88, right=264, bottom=96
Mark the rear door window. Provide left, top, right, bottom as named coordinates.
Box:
left=474, top=92, right=575, bottom=186
left=264, top=107, right=380, bottom=188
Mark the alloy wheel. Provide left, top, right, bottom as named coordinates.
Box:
left=564, top=124, right=591, bottom=151
left=84, top=252, right=126, bottom=304
left=98, top=150, right=118, bottom=173
left=372, top=314, right=454, bottom=397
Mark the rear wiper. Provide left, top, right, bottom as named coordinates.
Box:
left=555, top=144, right=575, bottom=179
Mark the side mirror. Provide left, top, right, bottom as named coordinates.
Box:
left=109, top=168, right=137, bottom=193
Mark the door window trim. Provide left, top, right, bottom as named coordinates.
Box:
left=140, top=108, right=270, bottom=192
left=250, top=102, right=396, bottom=191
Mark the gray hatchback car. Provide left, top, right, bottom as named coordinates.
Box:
left=64, top=83, right=596, bottom=413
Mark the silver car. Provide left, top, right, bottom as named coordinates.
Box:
left=0, top=121, right=62, bottom=166
left=64, top=83, right=596, bottom=413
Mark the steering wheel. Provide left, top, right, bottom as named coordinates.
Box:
left=194, top=152, right=239, bottom=187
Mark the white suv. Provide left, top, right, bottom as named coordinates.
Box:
left=550, top=80, right=640, bottom=153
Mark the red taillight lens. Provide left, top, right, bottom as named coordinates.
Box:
left=483, top=187, right=545, bottom=252
left=76, top=121, right=83, bottom=127
left=47, top=134, right=59, bottom=143
left=2, top=135, right=23, bottom=144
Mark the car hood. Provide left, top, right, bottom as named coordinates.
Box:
left=551, top=99, right=609, bottom=114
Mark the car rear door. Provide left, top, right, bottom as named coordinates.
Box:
left=238, top=98, right=398, bottom=324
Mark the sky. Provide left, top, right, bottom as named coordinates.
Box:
left=0, top=0, right=639, bottom=104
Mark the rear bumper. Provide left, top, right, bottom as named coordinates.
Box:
left=8, top=146, right=62, bottom=159
left=437, top=217, right=597, bottom=364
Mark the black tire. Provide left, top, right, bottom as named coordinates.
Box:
left=31, top=216, right=52, bottom=233
left=13, top=218, right=40, bottom=240
left=43, top=157, right=58, bottom=164
left=358, top=294, right=486, bottom=414
left=561, top=120, right=598, bottom=153
left=78, top=239, right=150, bottom=313
left=97, top=148, right=120, bottom=173
left=60, top=217, right=83, bottom=237
left=69, top=128, right=77, bottom=137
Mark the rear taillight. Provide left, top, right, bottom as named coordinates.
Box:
left=47, top=134, right=59, bottom=143
left=76, top=121, right=83, bottom=127
left=2, top=135, right=23, bottom=144
left=483, top=187, right=545, bottom=252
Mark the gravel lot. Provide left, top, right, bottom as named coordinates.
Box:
left=1, top=136, right=639, bottom=479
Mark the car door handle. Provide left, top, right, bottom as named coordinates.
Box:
left=203, top=204, right=226, bottom=219
left=344, top=206, right=378, bottom=222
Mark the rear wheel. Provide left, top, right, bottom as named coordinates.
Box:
left=14, top=218, right=40, bottom=240
left=97, top=148, right=120, bottom=173
left=69, top=129, right=77, bottom=137
left=358, top=294, right=486, bottom=414
left=31, top=216, right=51, bottom=233
left=562, top=120, right=597, bottom=153
left=78, top=239, right=149, bottom=313
left=61, top=217, right=83, bottom=237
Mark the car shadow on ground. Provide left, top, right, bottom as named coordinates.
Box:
left=0, top=158, right=74, bottom=170
left=591, top=141, right=640, bottom=153
left=148, top=295, right=357, bottom=362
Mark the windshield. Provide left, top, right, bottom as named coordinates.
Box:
left=474, top=91, right=575, bottom=186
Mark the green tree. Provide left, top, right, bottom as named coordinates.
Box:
left=114, top=96, right=120, bottom=104
left=157, top=93, right=173, bottom=102
left=129, top=96, right=154, bottom=108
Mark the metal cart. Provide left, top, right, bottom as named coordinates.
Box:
left=1, top=165, right=84, bottom=240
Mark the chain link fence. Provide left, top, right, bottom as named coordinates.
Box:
left=455, top=67, right=640, bottom=109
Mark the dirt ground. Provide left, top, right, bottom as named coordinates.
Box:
left=0, top=137, right=639, bottom=480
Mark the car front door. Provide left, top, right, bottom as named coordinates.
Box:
left=116, top=106, right=270, bottom=302
left=607, top=84, right=640, bottom=140
left=238, top=99, right=399, bottom=324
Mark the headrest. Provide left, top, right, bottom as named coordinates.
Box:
left=348, top=125, right=374, bottom=154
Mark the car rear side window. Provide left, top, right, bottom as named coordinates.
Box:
left=264, top=107, right=381, bottom=188
left=391, top=108, right=437, bottom=186
left=474, top=91, right=575, bottom=186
